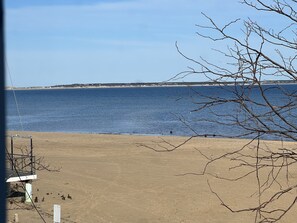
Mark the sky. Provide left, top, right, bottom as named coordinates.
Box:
left=4, top=0, right=284, bottom=87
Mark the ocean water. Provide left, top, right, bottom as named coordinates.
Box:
left=5, top=85, right=297, bottom=139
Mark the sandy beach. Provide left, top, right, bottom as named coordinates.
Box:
left=6, top=131, right=297, bottom=223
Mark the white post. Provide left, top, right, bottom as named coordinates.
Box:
left=14, top=213, right=19, bottom=223
left=25, top=183, right=32, bottom=203
left=54, top=204, right=61, bottom=223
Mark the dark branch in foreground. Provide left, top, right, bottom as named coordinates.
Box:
left=142, top=1, right=297, bottom=222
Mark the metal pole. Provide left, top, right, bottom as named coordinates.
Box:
left=30, top=137, right=33, bottom=175
left=10, top=136, right=13, bottom=170
left=0, top=0, right=6, bottom=221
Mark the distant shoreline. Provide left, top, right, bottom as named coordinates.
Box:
left=5, top=80, right=297, bottom=90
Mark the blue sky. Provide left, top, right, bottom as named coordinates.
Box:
left=5, top=0, right=282, bottom=87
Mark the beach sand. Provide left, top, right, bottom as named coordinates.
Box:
left=6, top=131, right=297, bottom=223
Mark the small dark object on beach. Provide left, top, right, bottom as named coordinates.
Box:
left=204, top=134, right=207, bottom=137
left=61, top=195, right=65, bottom=200
left=42, top=197, right=45, bottom=202
left=34, top=196, right=38, bottom=203
left=67, top=194, right=72, bottom=199
left=46, top=193, right=49, bottom=195
left=37, top=188, right=39, bottom=191
left=58, top=193, right=60, bottom=195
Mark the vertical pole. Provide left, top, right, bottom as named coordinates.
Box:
left=53, top=204, right=61, bottom=223
left=30, top=137, right=33, bottom=175
left=6, top=183, right=10, bottom=197
left=25, top=182, right=32, bottom=203
left=10, top=136, right=13, bottom=170
left=14, top=213, right=19, bottom=223
left=0, top=0, right=6, bottom=221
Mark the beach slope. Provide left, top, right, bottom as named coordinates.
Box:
left=6, top=132, right=297, bottom=223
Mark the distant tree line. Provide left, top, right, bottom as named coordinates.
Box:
left=42, top=79, right=296, bottom=89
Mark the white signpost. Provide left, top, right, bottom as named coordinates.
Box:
left=53, top=204, right=61, bottom=223
left=25, top=183, right=32, bottom=203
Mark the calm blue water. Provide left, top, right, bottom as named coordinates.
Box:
left=5, top=85, right=297, bottom=139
